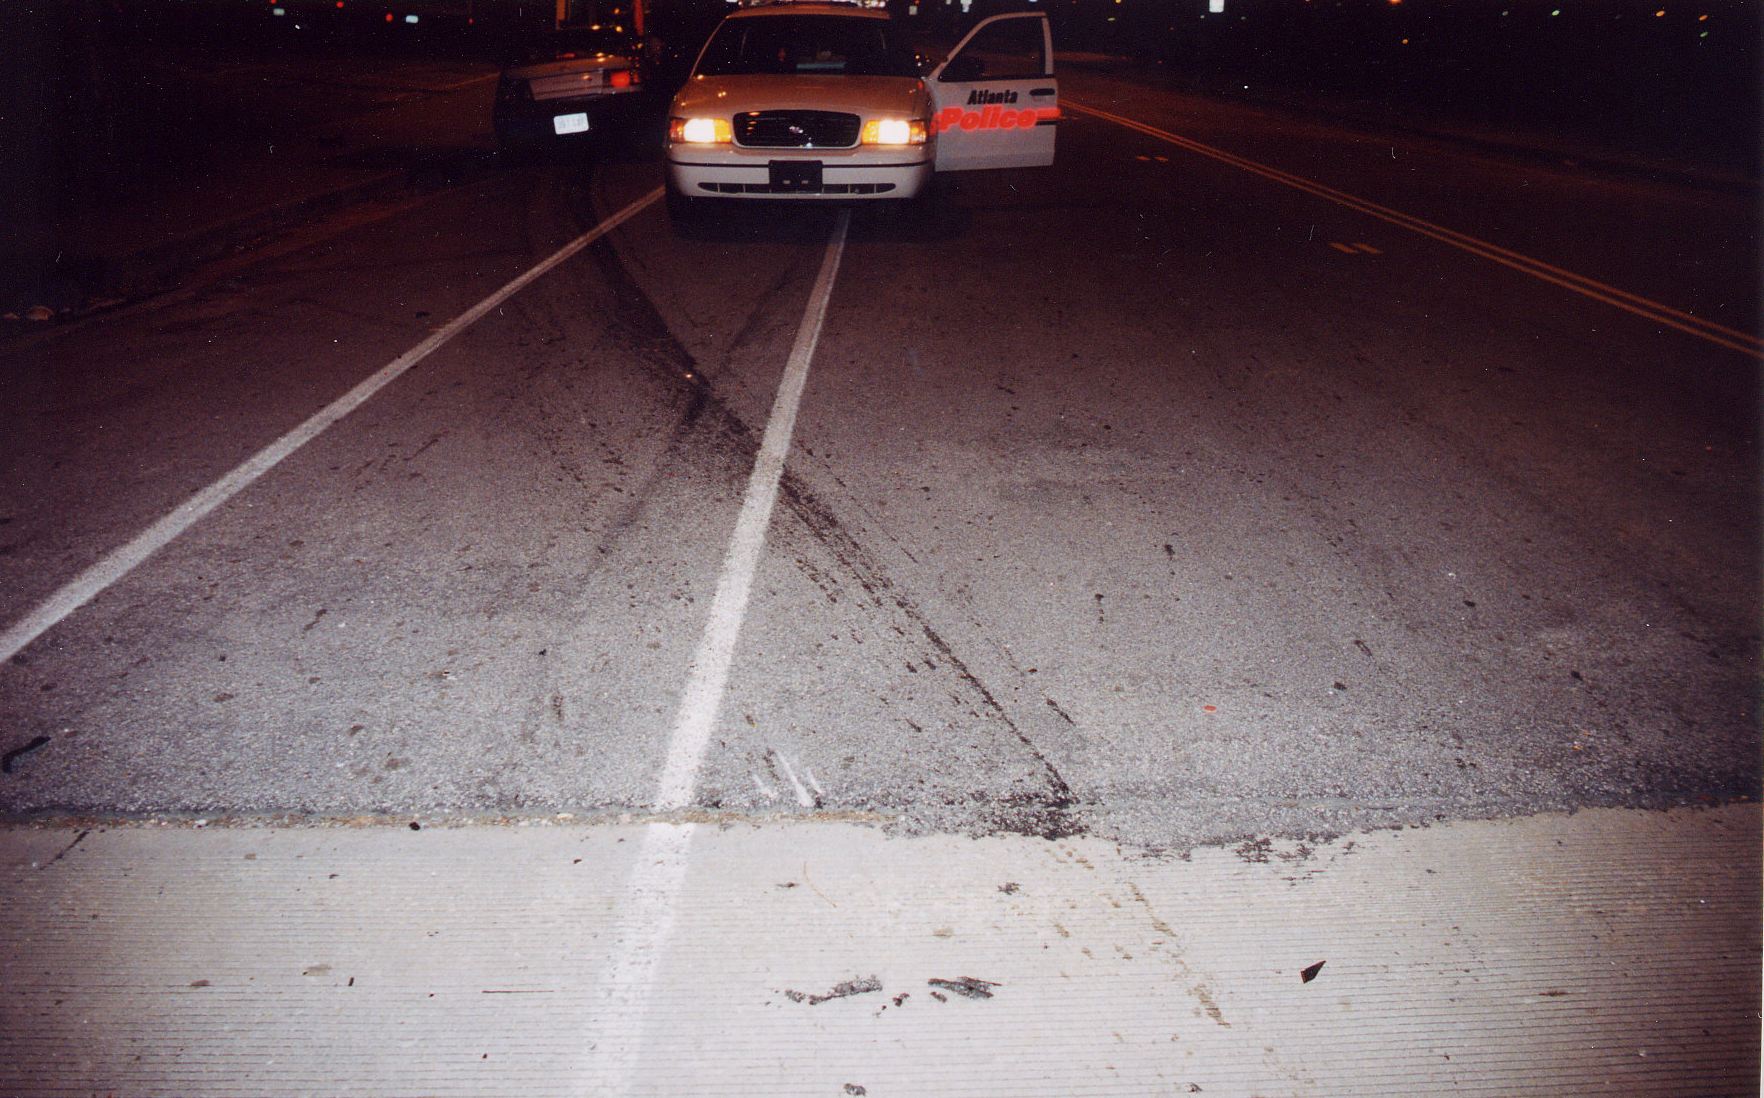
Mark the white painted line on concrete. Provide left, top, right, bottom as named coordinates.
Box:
left=578, top=210, right=851, bottom=1095
left=7, top=805, right=1755, bottom=1094
left=577, top=819, right=698, bottom=1094
left=0, top=189, right=662, bottom=668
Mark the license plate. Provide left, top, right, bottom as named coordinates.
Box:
left=769, top=160, right=823, bottom=193
left=553, top=113, right=589, bottom=135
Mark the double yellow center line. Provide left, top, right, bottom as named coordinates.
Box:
left=1067, top=100, right=1762, bottom=361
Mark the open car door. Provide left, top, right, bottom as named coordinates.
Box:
left=929, top=12, right=1058, bottom=172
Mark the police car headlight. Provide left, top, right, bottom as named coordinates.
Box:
left=861, top=118, right=927, bottom=146
left=670, top=117, right=732, bottom=144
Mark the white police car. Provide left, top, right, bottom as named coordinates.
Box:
left=664, top=1, right=1057, bottom=215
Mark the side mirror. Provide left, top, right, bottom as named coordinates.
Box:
left=938, top=54, right=984, bottom=82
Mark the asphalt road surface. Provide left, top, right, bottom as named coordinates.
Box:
left=2, top=60, right=1758, bottom=852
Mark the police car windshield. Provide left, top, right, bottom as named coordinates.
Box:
left=697, top=16, right=918, bottom=77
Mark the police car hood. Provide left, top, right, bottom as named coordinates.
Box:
left=672, top=75, right=928, bottom=119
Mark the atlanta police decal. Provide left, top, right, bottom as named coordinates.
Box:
left=966, top=88, right=1018, bottom=105
left=932, top=90, right=1057, bottom=135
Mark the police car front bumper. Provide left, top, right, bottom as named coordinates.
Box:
left=667, top=150, right=932, bottom=200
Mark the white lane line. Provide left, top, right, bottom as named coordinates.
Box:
left=0, top=188, right=662, bottom=667
left=578, top=210, right=851, bottom=1095
left=653, top=210, right=850, bottom=811
left=433, top=73, right=503, bottom=91
left=1066, top=100, right=1764, bottom=360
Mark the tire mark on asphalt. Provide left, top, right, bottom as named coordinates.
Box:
left=778, top=474, right=1081, bottom=839
left=718, top=265, right=804, bottom=378
left=562, top=191, right=1080, bottom=836
left=561, top=237, right=798, bottom=548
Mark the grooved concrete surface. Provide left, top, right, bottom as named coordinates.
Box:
left=3, top=803, right=1757, bottom=1096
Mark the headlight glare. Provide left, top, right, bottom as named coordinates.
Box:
left=670, top=116, right=732, bottom=144
left=861, top=118, right=927, bottom=146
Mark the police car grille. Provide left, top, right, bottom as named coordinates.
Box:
left=734, top=111, right=861, bottom=148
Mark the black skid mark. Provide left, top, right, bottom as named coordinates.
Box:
left=2, top=735, right=51, bottom=774
left=523, top=210, right=761, bottom=573
left=778, top=475, right=1081, bottom=839
left=575, top=229, right=713, bottom=423
left=719, top=265, right=803, bottom=374
left=555, top=189, right=1079, bottom=835
left=38, top=829, right=89, bottom=869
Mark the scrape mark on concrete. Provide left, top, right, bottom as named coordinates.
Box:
left=783, top=975, right=882, bottom=1005
left=928, top=976, right=1000, bottom=1000
left=1126, top=881, right=1231, bottom=1027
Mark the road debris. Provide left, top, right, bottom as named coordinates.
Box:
left=1300, top=960, right=1326, bottom=984
left=928, top=977, right=999, bottom=1000
left=784, top=975, right=882, bottom=1005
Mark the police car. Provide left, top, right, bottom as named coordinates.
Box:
left=494, top=24, right=649, bottom=153
left=664, top=0, right=1057, bottom=215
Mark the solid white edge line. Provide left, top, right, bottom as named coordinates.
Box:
left=578, top=209, right=851, bottom=1096
left=0, top=188, right=662, bottom=668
